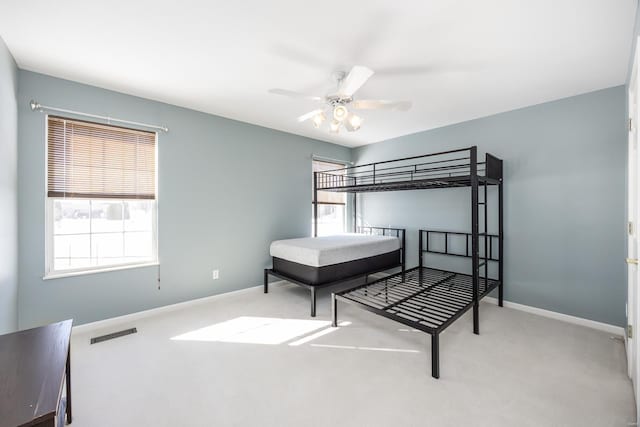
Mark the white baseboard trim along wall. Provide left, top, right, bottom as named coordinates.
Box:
left=72, top=281, right=290, bottom=335
left=73, top=282, right=624, bottom=337
left=484, top=297, right=624, bottom=336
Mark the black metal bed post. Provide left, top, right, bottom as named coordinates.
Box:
left=264, top=268, right=268, bottom=293
left=313, top=171, right=318, bottom=237
left=470, top=146, right=480, bottom=335
left=418, top=230, right=424, bottom=285
left=353, top=192, right=357, bottom=233
left=401, top=229, right=406, bottom=282
left=431, top=334, right=440, bottom=379
left=331, top=292, right=337, bottom=327
left=498, top=180, right=504, bottom=306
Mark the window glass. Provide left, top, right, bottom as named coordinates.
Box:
left=312, top=159, right=347, bottom=236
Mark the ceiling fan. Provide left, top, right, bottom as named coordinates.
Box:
left=268, top=65, right=412, bottom=134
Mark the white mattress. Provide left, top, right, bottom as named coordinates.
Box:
left=270, top=233, right=401, bottom=267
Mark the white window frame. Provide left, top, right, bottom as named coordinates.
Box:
left=312, top=158, right=349, bottom=236
left=43, top=115, right=159, bottom=279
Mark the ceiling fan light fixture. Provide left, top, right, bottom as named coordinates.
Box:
left=272, top=65, right=412, bottom=137
left=312, top=112, right=326, bottom=128
left=333, top=105, right=348, bottom=122
left=345, top=113, right=363, bottom=132
left=329, top=119, right=340, bottom=133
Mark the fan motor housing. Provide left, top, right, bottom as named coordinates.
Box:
left=326, top=95, right=353, bottom=106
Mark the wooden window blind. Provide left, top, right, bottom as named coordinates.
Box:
left=47, top=116, right=156, bottom=200
left=313, top=160, right=346, bottom=205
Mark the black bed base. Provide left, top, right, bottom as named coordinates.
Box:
left=272, top=250, right=401, bottom=286
left=332, top=267, right=501, bottom=379
left=264, top=261, right=403, bottom=317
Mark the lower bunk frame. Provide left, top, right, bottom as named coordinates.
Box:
left=332, top=267, right=500, bottom=378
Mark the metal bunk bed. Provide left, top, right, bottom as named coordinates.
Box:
left=313, top=146, right=504, bottom=379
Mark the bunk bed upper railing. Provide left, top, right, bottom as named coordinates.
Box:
left=315, top=146, right=502, bottom=192
left=323, top=146, right=474, bottom=173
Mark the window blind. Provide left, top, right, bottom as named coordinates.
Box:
left=313, top=160, right=346, bottom=205
left=47, top=116, right=156, bottom=199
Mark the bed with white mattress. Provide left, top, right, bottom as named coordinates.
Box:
left=264, top=227, right=406, bottom=317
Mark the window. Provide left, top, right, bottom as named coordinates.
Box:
left=312, top=159, right=347, bottom=236
left=46, top=116, right=158, bottom=277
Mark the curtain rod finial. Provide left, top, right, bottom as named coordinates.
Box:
left=30, top=100, right=41, bottom=111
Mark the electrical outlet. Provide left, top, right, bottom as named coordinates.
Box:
left=212, top=269, right=219, bottom=280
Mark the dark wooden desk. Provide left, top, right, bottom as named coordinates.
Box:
left=0, top=320, right=73, bottom=427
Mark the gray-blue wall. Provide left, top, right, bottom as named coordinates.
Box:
left=17, top=71, right=350, bottom=328
left=14, top=74, right=628, bottom=328
left=0, top=37, right=18, bottom=334
left=353, top=86, right=626, bottom=327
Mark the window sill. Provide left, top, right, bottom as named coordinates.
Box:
left=43, top=262, right=159, bottom=281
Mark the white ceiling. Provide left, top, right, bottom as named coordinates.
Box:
left=0, top=0, right=636, bottom=147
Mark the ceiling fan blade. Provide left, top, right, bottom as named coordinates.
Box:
left=337, top=66, right=374, bottom=97
left=297, top=109, right=324, bottom=123
left=268, top=88, right=323, bottom=102
left=351, top=100, right=412, bottom=111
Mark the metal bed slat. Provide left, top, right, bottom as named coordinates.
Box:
left=430, top=286, right=473, bottom=303
left=381, top=287, right=463, bottom=314
left=346, top=287, right=412, bottom=308
left=341, top=293, right=390, bottom=310
left=397, top=305, right=451, bottom=326
left=410, top=292, right=467, bottom=312
left=350, top=287, right=404, bottom=307
left=349, top=275, right=443, bottom=305
left=366, top=278, right=425, bottom=296
left=404, top=296, right=460, bottom=313
left=406, top=284, right=469, bottom=306
left=349, top=277, right=422, bottom=298
left=390, top=306, right=446, bottom=326
left=410, top=291, right=465, bottom=309
left=393, top=311, right=428, bottom=324
left=422, top=286, right=473, bottom=304
left=391, top=284, right=464, bottom=308
left=346, top=292, right=393, bottom=309
left=391, top=310, right=441, bottom=328
left=383, top=273, right=456, bottom=308
left=394, top=301, right=450, bottom=323
left=432, top=285, right=480, bottom=302
left=412, top=300, right=460, bottom=317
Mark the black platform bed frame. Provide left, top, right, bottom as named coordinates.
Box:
left=264, top=226, right=406, bottom=317
left=320, top=146, right=504, bottom=378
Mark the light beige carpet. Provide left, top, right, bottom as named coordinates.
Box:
left=69, top=283, right=634, bottom=426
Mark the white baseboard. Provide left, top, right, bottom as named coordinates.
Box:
left=72, top=280, right=289, bottom=335
left=483, top=297, right=625, bottom=337
left=72, top=280, right=624, bottom=338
